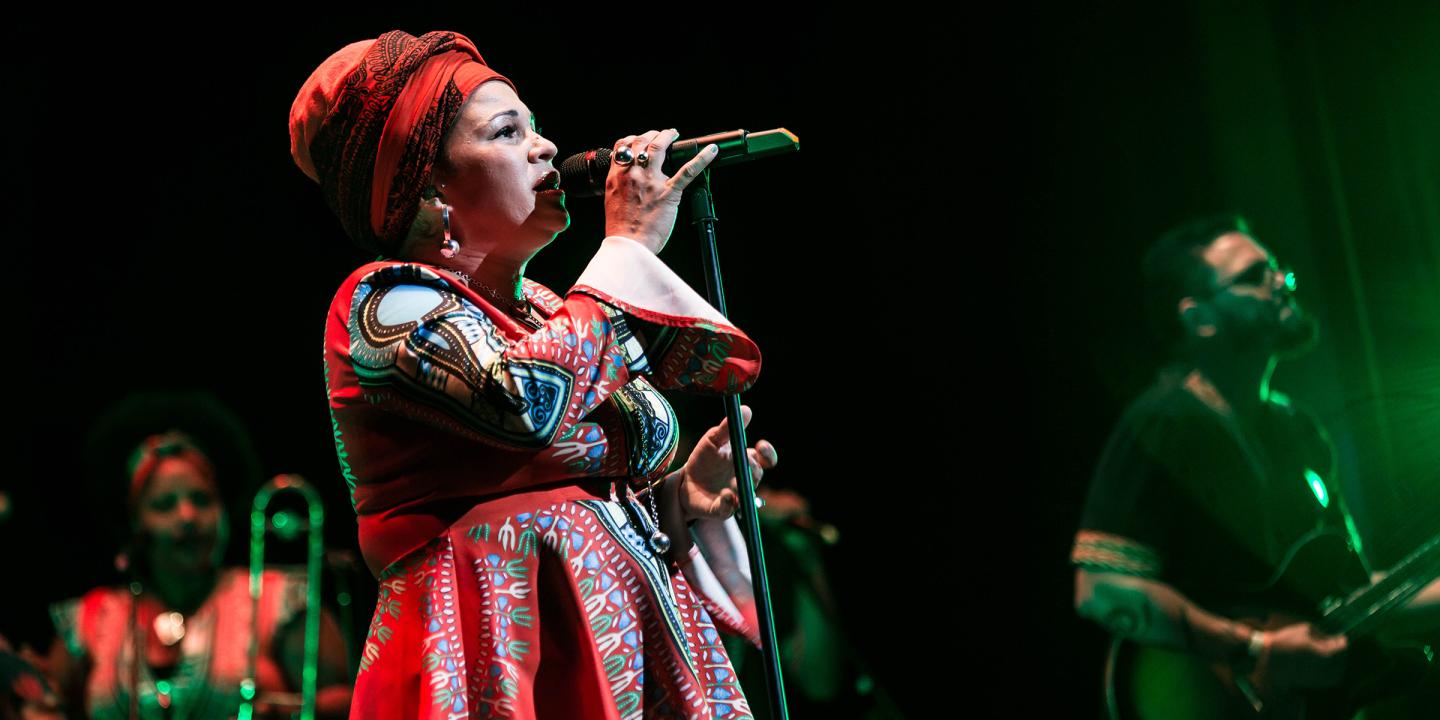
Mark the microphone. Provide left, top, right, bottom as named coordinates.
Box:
left=558, top=127, right=799, bottom=198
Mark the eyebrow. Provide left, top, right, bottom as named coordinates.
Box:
left=484, top=109, right=540, bottom=131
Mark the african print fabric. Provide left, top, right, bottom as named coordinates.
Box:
left=324, top=236, right=762, bottom=718
left=351, top=487, right=750, bottom=720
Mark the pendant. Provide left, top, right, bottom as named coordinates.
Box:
left=153, top=611, right=186, bottom=646
left=648, top=529, right=671, bottom=555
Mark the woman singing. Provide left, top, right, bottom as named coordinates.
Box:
left=290, top=29, right=778, bottom=719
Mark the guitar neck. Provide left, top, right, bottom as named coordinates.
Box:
left=1321, top=532, right=1440, bottom=638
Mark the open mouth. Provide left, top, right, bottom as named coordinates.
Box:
left=533, top=170, right=561, bottom=192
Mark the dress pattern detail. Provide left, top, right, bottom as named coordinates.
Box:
left=325, top=256, right=763, bottom=718
left=354, top=498, right=753, bottom=719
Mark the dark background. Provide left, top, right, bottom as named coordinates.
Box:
left=7, top=3, right=1438, bottom=717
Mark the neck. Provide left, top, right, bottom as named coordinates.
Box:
left=1183, top=348, right=1278, bottom=425
left=404, top=236, right=531, bottom=304
left=145, top=564, right=217, bottom=614
left=459, top=252, right=527, bottom=304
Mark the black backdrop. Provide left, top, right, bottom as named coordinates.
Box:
left=10, top=4, right=1439, bottom=718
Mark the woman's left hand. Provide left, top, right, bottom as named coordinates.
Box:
left=678, top=405, right=779, bottom=521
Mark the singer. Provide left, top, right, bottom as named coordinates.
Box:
left=292, top=30, right=778, bottom=719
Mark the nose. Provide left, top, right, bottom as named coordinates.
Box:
left=532, top=133, right=557, bottom=164
left=176, top=498, right=198, bottom=525
left=1274, top=268, right=1295, bottom=296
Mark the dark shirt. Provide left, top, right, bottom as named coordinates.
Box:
left=1073, top=368, right=1355, bottom=613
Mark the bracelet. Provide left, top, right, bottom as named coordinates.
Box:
left=1247, top=629, right=1268, bottom=658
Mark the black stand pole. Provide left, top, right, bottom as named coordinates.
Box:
left=687, top=169, right=789, bottom=720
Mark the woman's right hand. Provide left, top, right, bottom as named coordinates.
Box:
left=604, top=129, right=720, bottom=254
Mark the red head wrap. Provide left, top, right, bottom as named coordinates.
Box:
left=289, top=30, right=515, bottom=255
left=126, top=431, right=217, bottom=511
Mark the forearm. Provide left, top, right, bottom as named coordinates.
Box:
left=1075, top=570, right=1253, bottom=664
left=315, top=685, right=352, bottom=720
left=1380, top=577, right=1440, bottom=641
left=657, top=469, right=695, bottom=565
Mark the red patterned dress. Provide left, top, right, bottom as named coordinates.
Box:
left=324, top=236, right=763, bottom=719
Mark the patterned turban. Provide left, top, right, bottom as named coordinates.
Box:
left=289, top=30, right=515, bottom=255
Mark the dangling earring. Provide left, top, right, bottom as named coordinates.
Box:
left=438, top=199, right=459, bottom=258
left=426, top=184, right=459, bottom=258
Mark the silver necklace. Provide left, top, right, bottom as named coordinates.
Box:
left=442, top=268, right=542, bottom=327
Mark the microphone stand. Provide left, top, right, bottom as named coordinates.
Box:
left=687, top=168, right=789, bottom=720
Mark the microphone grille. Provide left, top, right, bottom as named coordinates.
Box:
left=558, top=149, right=611, bottom=199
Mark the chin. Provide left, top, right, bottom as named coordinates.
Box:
left=528, top=217, right=570, bottom=247
left=1274, top=313, right=1320, bottom=358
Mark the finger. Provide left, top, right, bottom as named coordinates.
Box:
left=633, top=129, right=661, bottom=160
left=612, top=134, right=638, bottom=154
left=698, top=490, right=734, bottom=520
left=644, top=128, right=677, bottom=163
left=699, top=417, right=730, bottom=450
left=701, top=405, right=753, bottom=449
left=754, top=439, right=778, bottom=468
left=747, top=448, right=765, bottom=485
left=649, top=127, right=680, bottom=172
left=722, top=489, right=739, bottom=514
left=668, top=143, right=720, bottom=193
left=709, top=492, right=735, bottom=519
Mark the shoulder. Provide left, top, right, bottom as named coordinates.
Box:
left=216, top=566, right=305, bottom=594
left=339, top=262, right=490, bottom=334
left=49, top=586, right=129, bottom=656
left=216, top=567, right=309, bottom=629
left=520, top=277, right=564, bottom=316
left=333, top=261, right=462, bottom=310
left=1109, top=375, right=1211, bottom=446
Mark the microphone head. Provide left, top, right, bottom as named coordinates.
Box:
left=558, top=148, right=611, bottom=199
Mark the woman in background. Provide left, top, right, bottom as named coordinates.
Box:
left=46, top=432, right=352, bottom=719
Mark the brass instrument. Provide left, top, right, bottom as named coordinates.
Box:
left=239, top=474, right=324, bottom=720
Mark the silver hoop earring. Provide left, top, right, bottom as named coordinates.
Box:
left=431, top=195, right=459, bottom=258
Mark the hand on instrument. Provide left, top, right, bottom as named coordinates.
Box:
left=604, top=128, right=720, bottom=254
left=1252, top=622, right=1349, bottom=691
left=678, top=405, right=779, bottom=521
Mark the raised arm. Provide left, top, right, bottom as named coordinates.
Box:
left=333, top=252, right=758, bottom=451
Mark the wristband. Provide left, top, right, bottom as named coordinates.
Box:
left=1247, top=629, right=1268, bottom=658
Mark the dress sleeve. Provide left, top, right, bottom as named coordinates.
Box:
left=343, top=244, right=758, bottom=450
left=684, top=517, right=761, bottom=647
left=571, top=236, right=760, bottom=394
left=1071, top=406, right=1180, bottom=580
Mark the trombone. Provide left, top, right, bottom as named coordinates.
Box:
left=239, top=474, right=324, bottom=720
